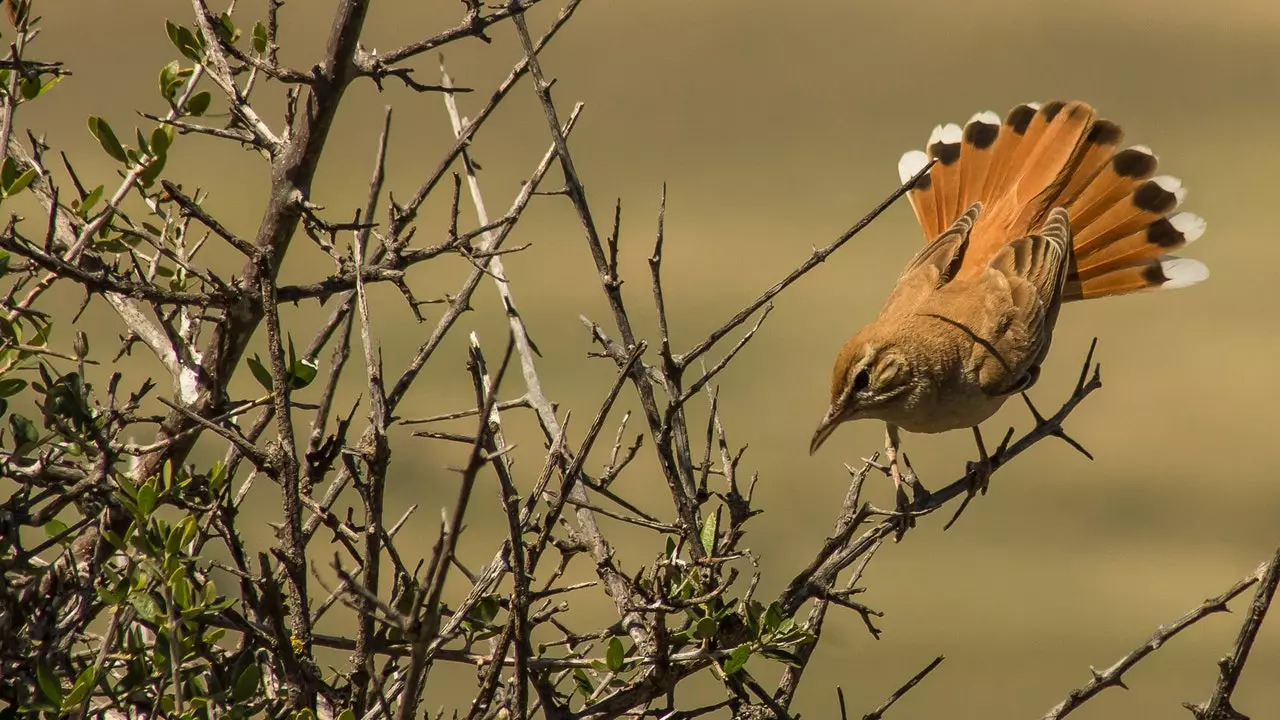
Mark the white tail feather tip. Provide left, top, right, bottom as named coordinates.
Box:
left=1151, top=175, right=1188, bottom=205
left=898, top=150, right=929, bottom=184
left=1170, top=213, right=1207, bottom=243
left=1160, top=257, right=1209, bottom=289
left=938, top=123, right=962, bottom=144
left=1129, top=144, right=1155, bottom=157
left=968, top=110, right=1001, bottom=126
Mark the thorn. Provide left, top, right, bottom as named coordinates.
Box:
left=1076, top=337, right=1099, bottom=392
left=994, top=426, right=1015, bottom=459
left=1020, top=391, right=1048, bottom=425
left=943, top=493, right=974, bottom=532
left=1053, top=428, right=1095, bottom=461
left=862, top=457, right=890, bottom=476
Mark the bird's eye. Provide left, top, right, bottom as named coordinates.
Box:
left=851, top=368, right=870, bottom=393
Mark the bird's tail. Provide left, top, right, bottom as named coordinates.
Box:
left=897, top=100, right=1208, bottom=301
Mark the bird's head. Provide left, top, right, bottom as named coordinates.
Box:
left=809, top=329, right=916, bottom=455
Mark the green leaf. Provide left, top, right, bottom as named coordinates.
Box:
left=1, top=156, right=17, bottom=190
left=36, top=659, right=62, bottom=705
left=18, top=75, right=39, bottom=100
left=35, top=74, right=64, bottom=98
left=185, top=91, right=211, bottom=116
left=150, top=124, right=173, bottom=158
left=694, top=616, right=718, bottom=640
left=129, top=592, right=162, bottom=622
left=9, top=412, right=38, bottom=453
left=137, top=483, right=158, bottom=516
left=80, top=185, right=104, bottom=218
left=759, top=647, right=805, bottom=668
left=158, top=60, right=180, bottom=99
left=0, top=378, right=26, bottom=397
left=0, top=250, right=10, bottom=275
left=165, top=20, right=203, bottom=61
left=247, top=354, right=272, bottom=391
left=764, top=602, right=784, bottom=633
left=232, top=663, right=261, bottom=703
left=291, top=357, right=318, bottom=390
left=571, top=668, right=593, bottom=697
left=605, top=636, right=624, bottom=673
left=336, top=711, right=356, bottom=720
left=723, top=643, right=751, bottom=676
left=138, top=153, right=166, bottom=188
left=134, top=127, right=151, bottom=157
left=61, top=667, right=95, bottom=710
left=43, top=518, right=69, bottom=540
left=87, top=116, right=127, bottom=163
left=6, top=167, right=35, bottom=197
left=699, top=510, right=718, bottom=557
left=217, top=12, right=240, bottom=44
left=252, top=21, right=268, bottom=53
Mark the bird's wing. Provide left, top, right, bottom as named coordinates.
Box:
left=971, top=207, right=1073, bottom=396
left=879, top=202, right=981, bottom=317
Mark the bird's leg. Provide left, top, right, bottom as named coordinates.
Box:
left=883, top=423, right=915, bottom=534
left=900, top=452, right=931, bottom=504
left=966, top=425, right=994, bottom=496
left=943, top=425, right=996, bottom=531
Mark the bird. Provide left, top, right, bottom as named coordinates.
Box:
left=808, top=100, right=1208, bottom=512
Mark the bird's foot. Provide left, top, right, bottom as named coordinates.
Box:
left=944, top=427, right=996, bottom=531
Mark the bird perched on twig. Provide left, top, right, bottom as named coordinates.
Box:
left=809, top=100, right=1208, bottom=518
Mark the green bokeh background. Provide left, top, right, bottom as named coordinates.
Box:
left=17, top=0, right=1280, bottom=717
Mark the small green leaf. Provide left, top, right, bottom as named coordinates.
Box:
left=158, top=60, right=180, bottom=99
left=87, top=116, right=127, bottom=163
left=252, top=21, right=268, bottom=53
left=247, top=354, right=272, bottom=391
left=165, top=20, right=203, bottom=61
left=1, top=157, right=17, bottom=190
left=138, top=154, right=166, bottom=188
left=150, top=124, right=173, bottom=158
left=80, top=185, right=104, bottom=218
left=336, top=711, right=356, bottom=720
left=233, top=663, right=261, bottom=703
left=571, top=668, right=593, bottom=697
left=61, top=667, right=95, bottom=710
left=694, top=616, right=718, bottom=640
left=5, top=167, right=35, bottom=197
left=759, top=647, right=805, bottom=668
left=135, top=127, right=151, bottom=157
left=129, top=592, right=162, bottom=622
left=9, top=413, right=38, bottom=453
left=764, top=602, right=784, bottom=633
left=606, top=636, right=624, bottom=673
left=699, top=510, right=718, bottom=557
left=185, top=91, right=211, bottom=116
left=36, top=659, right=62, bottom=705
left=217, top=12, right=240, bottom=44
left=43, top=518, right=69, bottom=540
left=35, top=74, right=64, bottom=98
left=723, top=643, right=751, bottom=676
left=137, top=483, right=158, bottom=516
left=290, top=357, right=318, bottom=389
left=18, top=75, right=39, bottom=100
left=0, top=378, right=26, bottom=397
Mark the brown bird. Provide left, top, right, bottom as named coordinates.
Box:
left=809, top=100, right=1208, bottom=504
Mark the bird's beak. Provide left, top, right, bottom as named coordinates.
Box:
left=809, top=406, right=841, bottom=455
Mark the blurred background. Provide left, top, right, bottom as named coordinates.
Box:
left=18, top=0, right=1280, bottom=717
